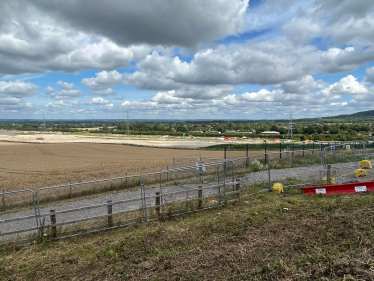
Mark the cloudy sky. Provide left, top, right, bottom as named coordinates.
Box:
left=0, top=0, right=373, bottom=119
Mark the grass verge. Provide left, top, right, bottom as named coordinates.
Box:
left=1, top=187, right=374, bottom=280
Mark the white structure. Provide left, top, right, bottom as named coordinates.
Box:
left=261, top=131, right=280, bottom=135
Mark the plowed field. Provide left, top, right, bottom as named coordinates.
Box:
left=0, top=142, right=264, bottom=191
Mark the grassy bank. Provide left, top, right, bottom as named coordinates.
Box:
left=1, top=187, right=374, bottom=280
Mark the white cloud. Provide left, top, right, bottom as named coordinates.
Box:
left=283, top=0, right=374, bottom=47
left=45, top=100, right=81, bottom=108
left=365, top=67, right=374, bottom=84
left=81, top=70, right=123, bottom=90
left=30, top=0, right=249, bottom=49
left=88, top=97, right=109, bottom=105
left=0, top=97, right=22, bottom=105
left=0, top=1, right=152, bottom=77
left=275, top=75, right=326, bottom=94
left=0, top=80, right=39, bottom=98
left=56, top=81, right=75, bottom=90
left=103, top=104, right=114, bottom=110
left=151, top=91, right=186, bottom=104
left=324, top=75, right=368, bottom=96
left=91, top=88, right=116, bottom=96
left=122, top=45, right=319, bottom=87
left=46, top=86, right=83, bottom=100
left=117, top=45, right=374, bottom=91
left=47, top=40, right=151, bottom=73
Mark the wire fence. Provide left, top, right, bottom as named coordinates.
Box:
left=1, top=140, right=374, bottom=247
left=0, top=161, right=237, bottom=246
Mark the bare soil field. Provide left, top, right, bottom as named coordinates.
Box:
left=0, top=142, right=265, bottom=193
left=0, top=132, right=255, bottom=148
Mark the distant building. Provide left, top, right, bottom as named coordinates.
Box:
left=210, top=131, right=221, bottom=134
left=261, top=131, right=280, bottom=135
left=226, top=130, right=252, bottom=134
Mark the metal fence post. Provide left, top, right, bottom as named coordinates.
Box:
left=173, top=158, right=177, bottom=184
left=198, top=186, right=202, bottom=209
left=155, top=192, right=161, bottom=216
left=235, top=179, right=240, bottom=201
left=140, top=178, right=147, bottom=222
left=264, top=142, right=267, bottom=162
left=50, top=209, right=56, bottom=239
left=199, top=165, right=202, bottom=184
left=223, top=161, right=226, bottom=204
left=326, top=164, right=331, bottom=185
left=246, top=144, right=249, bottom=168
left=267, top=154, right=271, bottom=191
left=107, top=200, right=113, bottom=227
left=279, top=142, right=282, bottom=159
left=231, top=161, right=235, bottom=183
left=217, top=165, right=220, bottom=184
left=292, top=143, right=294, bottom=157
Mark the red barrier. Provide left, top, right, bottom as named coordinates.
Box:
left=302, top=180, right=374, bottom=195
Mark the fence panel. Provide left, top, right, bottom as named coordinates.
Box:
left=2, top=141, right=374, bottom=245
left=36, top=188, right=144, bottom=240
left=36, top=175, right=141, bottom=205
left=141, top=161, right=236, bottom=221
left=0, top=190, right=40, bottom=246
left=173, top=153, right=201, bottom=169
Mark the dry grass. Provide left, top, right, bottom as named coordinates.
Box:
left=1, top=191, right=374, bottom=280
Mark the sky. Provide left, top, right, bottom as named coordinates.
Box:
left=0, top=0, right=374, bottom=120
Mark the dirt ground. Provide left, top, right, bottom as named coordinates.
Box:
left=0, top=142, right=265, bottom=191
left=0, top=131, right=271, bottom=148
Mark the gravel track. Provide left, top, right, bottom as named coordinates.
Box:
left=1, top=161, right=372, bottom=240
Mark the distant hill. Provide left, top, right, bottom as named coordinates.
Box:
left=330, top=110, right=374, bottom=118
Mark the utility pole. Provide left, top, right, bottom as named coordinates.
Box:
left=287, top=112, right=293, bottom=140
left=126, top=111, right=130, bottom=135
left=43, top=114, right=46, bottom=132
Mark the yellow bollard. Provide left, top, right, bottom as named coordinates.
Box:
left=359, top=160, right=372, bottom=169
left=322, top=177, right=336, bottom=184
left=273, top=183, right=283, bottom=194
left=354, top=169, right=368, bottom=178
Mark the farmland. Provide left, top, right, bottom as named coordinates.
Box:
left=0, top=142, right=265, bottom=192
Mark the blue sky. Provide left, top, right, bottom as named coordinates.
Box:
left=0, top=0, right=373, bottom=119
